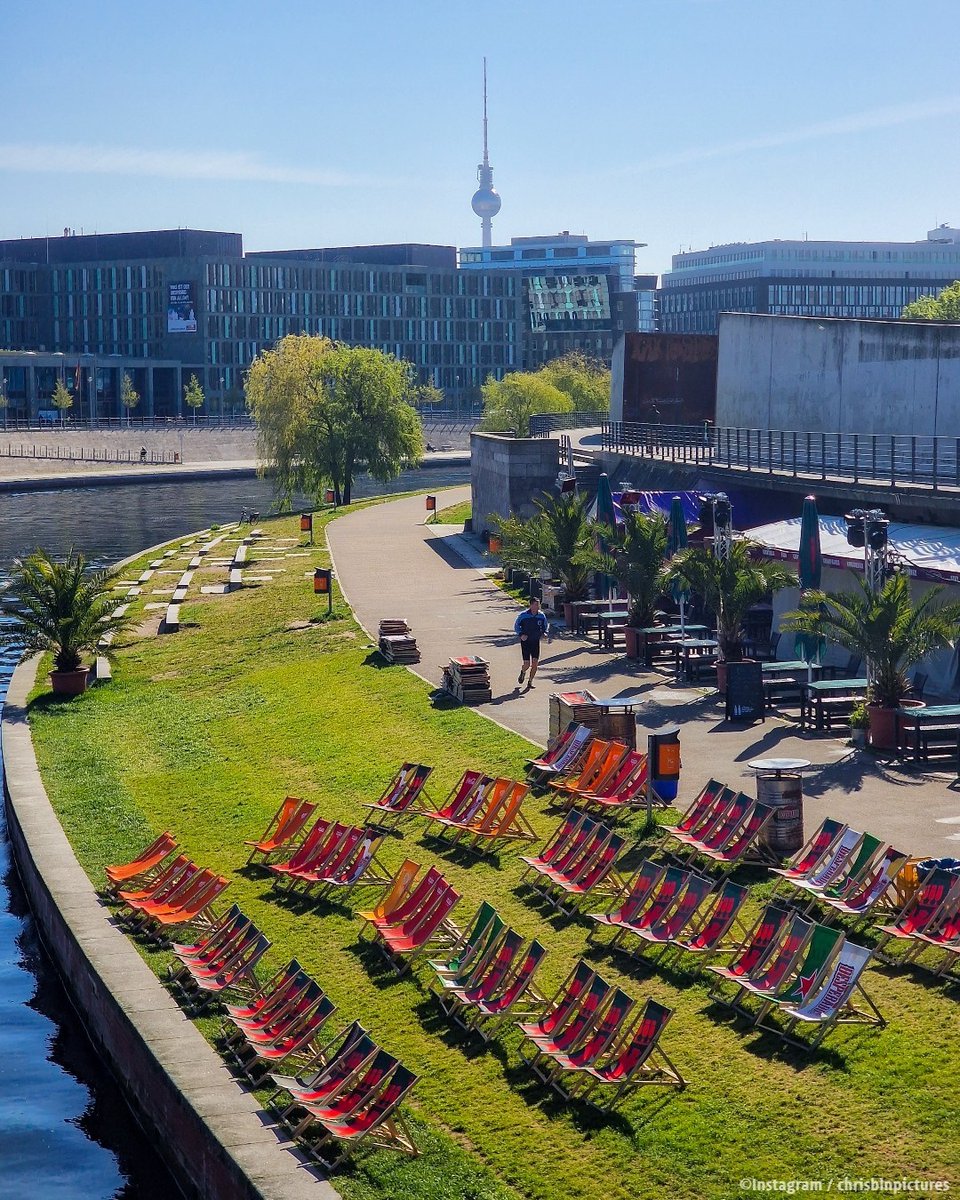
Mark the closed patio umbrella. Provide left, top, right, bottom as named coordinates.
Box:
left=593, top=472, right=617, bottom=599
left=795, top=494, right=824, bottom=681
left=667, top=495, right=690, bottom=636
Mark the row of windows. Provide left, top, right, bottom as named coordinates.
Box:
left=206, top=312, right=516, bottom=344
left=202, top=261, right=517, bottom=297
left=204, top=288, right=516, bottom=322
left=767, top=284, right=931, bottom=307
left=207, top=331, right=517, bottom=370
left=52, top=266, right=160, bottom=291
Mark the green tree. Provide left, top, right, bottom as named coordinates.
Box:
left=902, top=280, right=960, bottom=321
left=416, top=382, right=445, bottom=409
left=534, top=491, right=594, bottom=600
left=245, top=334, right=424, bottom=506
left=537, top=351, right=610, bottom=411
left=51, top=378, right=73, bottom=426
left=479, top=371, right=572, bottom=437
left=183, top=373, right=205, bottom=424
left=589, top=509, right=670, bottom=627
left=120, top=372, right=139, bottom=424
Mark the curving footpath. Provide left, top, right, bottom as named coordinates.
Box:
left=2, top=672, right=338, bottom=1197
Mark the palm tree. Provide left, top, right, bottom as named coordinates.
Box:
left=1, top=549, right=137, bottom=692
left=534, top=491, right=593, bottom=602
left=781, top=572, right=960, bottom=708
left=592, top=509, right=670, bottom=627
left=665, top=541, right=795, bottom=660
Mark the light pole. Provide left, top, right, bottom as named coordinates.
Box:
left=845, top=508, right=889, bottom=595
left=219, top=375, right=225, bottom=422
left=699, top=492, right=733, bottom=562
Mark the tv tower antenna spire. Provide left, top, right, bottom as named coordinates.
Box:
left=471, top=57, right=501, bottom=249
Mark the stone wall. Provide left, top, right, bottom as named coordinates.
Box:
left=470, top=432, right=560, bottom=536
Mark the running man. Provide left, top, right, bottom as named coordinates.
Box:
left=515, top=597, right=551, bottom=690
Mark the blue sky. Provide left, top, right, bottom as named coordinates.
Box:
left=1, top=0, right=957, bottom=276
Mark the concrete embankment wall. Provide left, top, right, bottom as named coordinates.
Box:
left=470, top=432, right=560, bottom=536
left=2, top=655, right=336, bottom=1200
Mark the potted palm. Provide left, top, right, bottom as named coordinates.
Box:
left=665, top=541, right=795, bottom=690
left=1, top=549, right=136, bottom=695
left=590, top=509, right=670, bottom=658
left=782, top=572, right=960, bottom=750
left=534, top=492, right=593, bottom=623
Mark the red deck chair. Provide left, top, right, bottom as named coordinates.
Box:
left=438, top=929, right=525, bottom=1012
left=518, top=961, right=595, bottom=1047
left=274, top=822, right=353, bottom=892
left=312, top=829, right=390, bottom=894
left=519, top=811, right=585, bottom=882
left=457, top=940, right=548, bottom=1041
left=140, top=873, right=230, bottom=937
left=706, top=904, right=791, bottom=987
left=594, top=864, right=688, bottom=946
left=417, top=770, right=487, bottom=826
left=530, top=817, right=603, bottom=888
left=267, top=817, right=333, bottom=886
left=292, top=825, right=366, bottom=893
left=169, top=903, right=247, bottom=966
left=762, top=942, right=884, bottom=1050
left=782, top=827, right=865, bottom=898
left=358, top=860, right=422, bottom=928
left=659, top=779, right=727, bottom=843
left=234, top=988, right=337, bottom=1081
left=120, top=858, right=203, bottom=918
left=587, top=860, right=666, bottom=937
left=245, top=798, right=316, bottom=866
left=551, top=741, right=629, bottom=803
left=751, top=924, right=845, bottom=1024
left=770, top=818, right=849, bottom=889
left=911, top=906, right=960, bottom=975
left=794, top=834, right=885, bottom=910
left=222, top=959, right=308, bottom=1034
left=726, top=914, right=818, bottom=1012
left=673, top=880, right=749, bottom=958
left=365, top=866, right=443, bottom=933
left=629, top=872, right=715, bottom=951
left=270, top=1023, right=376, bottom=1119
left=698, top=802, right=776, bottom=870
left=302, top=1063, right=420, bottom=1165
left=580, top=751, right=648, bottom=812
left=105, top=831, right=177, bottom=890
left=549, top=831, right=626, bottom=909
left=818, top=848, right=908, bottom=924
left=522, top=972, right=614, bottom=1078
left=377, top=884, right=462, bottom=971
left=182, top=928, right=272, bottom=1001
left=665, top=785, right=737, bottom=851
left=362, top=763, right=433, bottom=827
left=542, top=986, right=635, bottom=1090
left=684, top=792, right=754, bottom=857
left=876, top=869, right=960, bottom=954
left=572, top=999, right=684, bottom=1107
left=233, top=979, right=328, bottom=1050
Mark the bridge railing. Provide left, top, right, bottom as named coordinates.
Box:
left=529, top=411, right=607, bottom=437
left=602, top=421, right=960, bottom=492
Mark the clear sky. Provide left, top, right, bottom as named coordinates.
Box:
left=1, top=0, right=957, bottom=277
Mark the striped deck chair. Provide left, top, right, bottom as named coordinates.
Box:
left=301, top=1062, right=420, bottom=1165
left=455, top=939, right=548, bottom=1040
left=548, top=830, right=627, bottom=910
left=751, top=924, right=844, bottom=1024
left=518, top=961, right=595, bottom=1048
left=579, top=751, right=647, bottom=812
left=525, top=815, right=599, bottom=892
left=706, top=904, right=792, bottom=987
left=288, top=825, right=363, bottom=893
left=236, top=991, right=338, bottom=1081
left=271, top=1024, right=377, bottom=1122
left=222, top=971, right=315, bottom=1053
left=363, top=865, right=442, bottom=934
left=698, top=802, right=777, bottom=871
left=572, top=999, right=684, bottom=1107
left=876, top=869, right=960, bottom=956
left=267, top=818, right=334, bottom=887
left=437, top=929, right=525, bottom=1014
left=417, top=770, right=487, bottom=827
left=551, top=741, right=629, bottom=805
left=546, top=739, right=611, bottom=796
left=683, top=792, right=755, bottom=860
left=911, top=906, right=960, bottom=976
left=629, top=872, right=715, bottom=952
left=289, top=1047, right=398, bottom=1141
left=761, top=942, right=884, bottom=1050
left=430, top=776, right=505, bottom=842
left=658, top=779, right=728, bottom=841
left=769, top=818, right=849, bottom=890
left=595, top=864, right=688, bottom=946
left=587, top=859, right=666, bottom=938
left=358, top=860, right=422, bottom=929
left=361, top=763, right=433, bottom=828
left=523, top=972, right=614, bottom=1079
left=519, top=811, right=585, bottom=883
left=541, top=986, right=635, bottom=1089
left=817, top=848, right=908, bottom=926
left=105, top=831, right=178, bottom=890
left=309, top=829, right=391, bottom=896
left=245, top=798, right=316, bottom=866
left=182, top=928, right=272, bottom=1003
left=718, top=911, right=815, bottom=1011
left=526, top=724, right=590, bottom=780
left=428, top=901, right=503, bottom=984
left=782, top=827, right=867, bottom=901
left=673, top=880, right=749, bottom=959
left=664, top=785, right=737, bottom=852
left=116, top=853, right=194, bottom=907
left=802, top=834, right=886, bottom=910
left=455, top=779, right=526, bottom=846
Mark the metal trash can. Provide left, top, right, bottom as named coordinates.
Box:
left=756, top=771, right=804, bottom=856
left=599, top=709, right=637, bottom=750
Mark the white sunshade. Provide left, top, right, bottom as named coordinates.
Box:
left=746, top=515, right=960, bottom=584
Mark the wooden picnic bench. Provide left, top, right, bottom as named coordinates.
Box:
left=800, top=678, right=869, bottom=732
left=897, top=704, right=960, bottom=762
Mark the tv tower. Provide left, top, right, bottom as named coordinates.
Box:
left=471, top=57, right=501, bottom=248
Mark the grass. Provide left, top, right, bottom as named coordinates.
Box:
left=24, top=506, right=960, bottom=1200
left=434, top=500, right=471, bottom=525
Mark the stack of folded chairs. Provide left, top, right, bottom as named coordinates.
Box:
left=379, top=618, right=420, bottom=664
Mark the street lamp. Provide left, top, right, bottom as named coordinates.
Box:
left=219, top=374, right=225, bottom=421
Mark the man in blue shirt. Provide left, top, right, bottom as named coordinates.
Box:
left=514, top=597, right=550, bottom=690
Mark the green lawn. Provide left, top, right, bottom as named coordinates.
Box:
left=25, top=507, right=960, bottom=1199
left=434, top=499, right=471, bottom=525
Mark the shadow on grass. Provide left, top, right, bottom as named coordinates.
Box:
left=345, top=937, right=412, bottom=988
left=500, top=1058, right=661, bottom=1138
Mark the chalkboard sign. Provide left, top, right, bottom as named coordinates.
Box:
left=725, top=660, right=765, bottom=723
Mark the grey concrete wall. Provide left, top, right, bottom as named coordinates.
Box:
left=716, top=313, right=960, bottom=435
left=609, top=337, right=626, bottom=422
left=470, top=432, right=560, bottom=536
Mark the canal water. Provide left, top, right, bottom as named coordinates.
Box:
left=0, top=466, right=468, bottom=1197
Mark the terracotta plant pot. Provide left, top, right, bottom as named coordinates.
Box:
left=49, top=667, right=90, bottom=696
left=868, top=699, right=925, bottom=751
left=623, top=625, right=641, bottom=660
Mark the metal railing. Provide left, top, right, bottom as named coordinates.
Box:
left=0, top=442, right=180, bottom=464
left=602, top=421, right=960, bottom=492
left=530, top=410, right=607, bottom=437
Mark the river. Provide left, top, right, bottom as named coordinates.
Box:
left=0, top=465, right=468, bottom=1197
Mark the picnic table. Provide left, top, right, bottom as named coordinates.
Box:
left=568, top=599, right=621, bottom=638
left=897, top=704, right=960, bottom=762
left=762, top=660, right=822, bottom=711
left=636, top=623, right=709, bottom=668
left=677, top=638, right=719, bottom=682
left=596, top=609, right=629, bottom=646
left=800, top=677, right=869, bottom=732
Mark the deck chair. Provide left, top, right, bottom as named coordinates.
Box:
left=302, top=1063, right=420, bottom=1165
left=912, top=907, right=960, bottom=976
left=221, top=959, right=308, bottom=1038
left=168, top=906, right=251, bottom=983
left=666, top=786, right=738, bottom=850
left=706, top=905, right=791, bottom=988
left=427, top=775, right=502, bottom=841
left=658, top=779, right=728, bottom=845
left=462, top=781, right=537, bottom=850
left=527, top=723, right=593, bottom=781
left=519, top=811, right=585, bottom=883
left=794, top=833, right=884, bottom=911
left=876, top=869, right=960, bottom=956
left=683, top=792, right=755, bottom=860
left=717, top=911, right=815, bottom=1011
left=245, top=798, right=316, bottom=866
left=456, top=940, right=548, bottom=1041
left=817, top=848, right=908, bottom=925
left=358, top=859, right=422, bottom=929
left=571, top=999, right=684, bottom=1107
left=781, top=826, right=864, bottom=899
left=541, top=986, right=635, bottom=1091
left=289, top=1049, right=402, bottom=1143
left=547, top=830, right=627, bottom=910
left=437, top=928, right=525, bottom=1015
left=751, top=924, right=844, bottom=1024
left=182, top=929, right=272, bottom=1003
left=673, top=880, right=750, bottom=959
left=524, top=815, right=599, bottom=891
left=271, top=1023, right=377, bottom=1122
left=361, top=763, right=433, bottom=828
left=120, top=858, right=203, bottom=920
left=284, top=824, right=360, bottom=892
left=546, top=739, right=611, bottom=796
left=698, top=802, right=777, bottom=871
left=761, top=942, right=883, bottom=1050
left=770, top=818, right=849, bottom=891
left=365, top=866, right=445, bottom=933
left=267, top=817, right=334, bottom=887
left=428, top=901, right=503, bottom=983
left=551, top=740, right=629, bottom=803
left=522, top=972, right=614, bottom=1080
left=139, top=873, right=230, bottom=938
left=376, top=880, right=462, bottom=971
left=579, top=751, right=648, bottom=813
left=416, top=770, right=487, bottom=826
left=588, top=859, right=667, bottom=939
left=116, top=853, right=195, bottom=907
left=518, top=961, right=596, bottom=1050
left=105, top=831, right=178, bottom=890
left=592, top=864, right=687, bottom=945
left=628, top=872, right=715, bottom=953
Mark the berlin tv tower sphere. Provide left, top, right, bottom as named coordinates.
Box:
left=471, top=185, right=502, bottom=219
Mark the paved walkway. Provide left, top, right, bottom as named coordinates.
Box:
left=327, top=485, right=960, bottom=855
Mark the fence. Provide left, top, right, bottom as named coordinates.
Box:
left=0, top=443, right=180, bottom=465
left=602, top=421, right=960, bottom=492
left=529, top=411, right=607, bottom=437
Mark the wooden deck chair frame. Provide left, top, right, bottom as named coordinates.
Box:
left=245, top=798, right=315, bottom=867
left=757, top=949, right=885, bottom=1052
left=105, top=830, right=178, bottom=891
left=361, top=763, right=434, bottom=829
left=571, top=1000, right=685, bottom=1108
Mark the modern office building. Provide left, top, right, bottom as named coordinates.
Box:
left=459, top=232, right=655, bottom=370
left=0, top=229, right=523, bottom=419
left=658, top=226, right=960, bottom=334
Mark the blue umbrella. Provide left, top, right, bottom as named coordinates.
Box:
left=795, top=494, right=824, bottom=679
left=593, top=473, right=617, bottom=600
left=667, top=495, right=690, bottom=636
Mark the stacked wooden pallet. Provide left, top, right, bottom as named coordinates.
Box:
left=378, top=619, right=421, bottom=664
left=442, top=656, right=492, bottom=704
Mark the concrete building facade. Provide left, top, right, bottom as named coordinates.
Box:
left=658, top=226, right=960, bottom=335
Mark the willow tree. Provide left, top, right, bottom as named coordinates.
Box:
left=479, top=371, right=572, bottom=437
left=245, top=335, right=424, bottom=505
